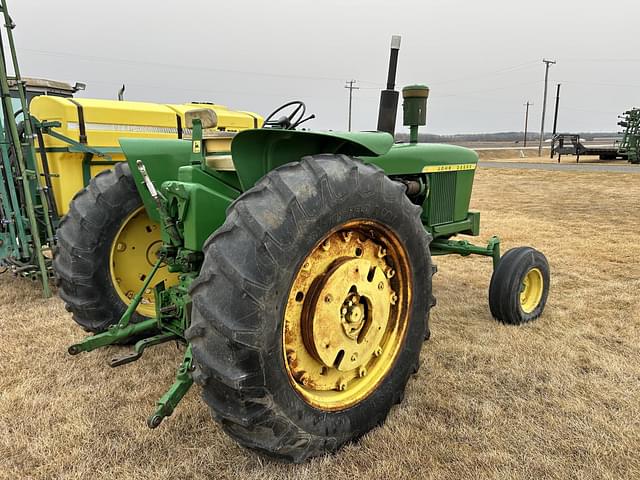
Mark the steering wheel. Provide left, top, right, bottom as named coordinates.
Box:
left=263, top=101, right=306, bottom=129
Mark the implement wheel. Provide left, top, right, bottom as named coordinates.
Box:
left=488, top=246, right=550, bottom=325
left=187, top=154, right=433, bottom=462
left=54, top=163, right=177, bottom=332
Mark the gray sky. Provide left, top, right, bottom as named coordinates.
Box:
left=11, top=0, right=640, bottom=134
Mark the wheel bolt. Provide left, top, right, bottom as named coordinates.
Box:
left=377, top=282, right=384, bottom=290
left=374, top=346, right=383, bottom=357
left=116, top=242, right=126, bottom=252
left=322, top=240, right=330, bottom=251
left=358, top=367, right=367, bottom=377
left=324, top=294, right=332, bottom=303
left=351, top=353, right=358, bottom=362
left=337, top=381, right=347, bottom=391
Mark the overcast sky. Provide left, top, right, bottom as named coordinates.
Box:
left=10, top=0, right=640, bottom=134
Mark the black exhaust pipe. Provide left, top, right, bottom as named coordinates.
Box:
left=376, top=35, right=401, bottom=136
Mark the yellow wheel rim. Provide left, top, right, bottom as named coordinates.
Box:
left=109, top=206, right=178, bottom=317
left=520, top=267, right=544, bottom=314
left=283, top=220, right=412, bottom=411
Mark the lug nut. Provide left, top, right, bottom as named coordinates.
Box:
left=374, top=347, right=383, bottom=357
left=116, top=242, right=126, bottom=252
left=390, top=292, right=398, bottom=305
left=337, top=381, right=347, bottom=391
left=321, top=239, right=331, bottom=251
left=378, top=282, right=384, bottom=290
left=358, top=367, right=367, bottom=377
left=324, top=294, right=332, bottom=303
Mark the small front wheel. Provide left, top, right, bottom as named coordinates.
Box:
left=489, top=247, right=550, bottom=325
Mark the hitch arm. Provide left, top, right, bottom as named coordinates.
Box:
left=68, top=255, right=165, bottom=355
left=147, top=345, right=194, bottom=428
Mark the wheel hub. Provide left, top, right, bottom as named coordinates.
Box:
left=520, top=267, right=543, bottom=313
left=109, top=207, right=178, bottom=317
left=302, top=258, right=394, bottom=372
left=283, top=221, right=411, bottom=410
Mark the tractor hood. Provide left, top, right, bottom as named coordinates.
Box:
left=364, top=142, right=479, bottom=175
left=231, top=129, right=394, bottom=190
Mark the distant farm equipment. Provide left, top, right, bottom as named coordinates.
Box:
left=551, top=108, right=640, bottom=164
left=618, top=108, right=639, bottom=164
left=551, top=134, right=626, bottom=162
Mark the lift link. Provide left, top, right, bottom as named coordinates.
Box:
left=67, top=254, right=166, bottom=355
left=147, top=345, right=194, bottom=429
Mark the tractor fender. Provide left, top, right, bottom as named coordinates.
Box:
left=230, top=129, right=394, bottom=190
left=120, top=138, right=192, bottom=222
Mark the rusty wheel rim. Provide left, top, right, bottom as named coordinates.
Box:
left=282, top=220, right=412, bottom=411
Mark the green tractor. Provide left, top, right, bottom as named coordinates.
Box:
left=58, top=38, right=550, bottom=462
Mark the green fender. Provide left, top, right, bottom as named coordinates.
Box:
left=230, top=129, right=394, bottom=190
left=120, top=138, right=193, bottom=223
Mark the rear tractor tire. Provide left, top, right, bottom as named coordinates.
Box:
left=488, top=246, right=550, bottom=325
left=54, top=163, right=177, bottom=333
left=187, top=154, right=433, bottom=462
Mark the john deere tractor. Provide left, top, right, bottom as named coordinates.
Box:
left=59, top=38, right=550, bottom=462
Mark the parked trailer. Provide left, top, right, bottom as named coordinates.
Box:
left=551, top=134, right=626, bottom=163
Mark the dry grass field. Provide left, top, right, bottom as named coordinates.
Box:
left=1, top=166, right=639, bottom=480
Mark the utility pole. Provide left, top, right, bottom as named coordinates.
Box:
left=345, top=79, right=359, bottom=131
left=523, top=101, right=532, bottom=147
left=538, top=59, right=556, bottom=156
left=550, top=83, right=561, bottom=158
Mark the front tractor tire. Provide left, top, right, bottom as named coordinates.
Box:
left=54, top=163, right=176, bottom=333
left=187, top=154, right=433, bottom=462
left=489, top=246, right=550, bottom=325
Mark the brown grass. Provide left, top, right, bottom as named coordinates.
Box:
left=1, top=168, right=639, bottom=480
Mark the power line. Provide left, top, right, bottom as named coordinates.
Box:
left=20, top=47, right=375, bottom=84
left=429, top=59, right=540, bottom=86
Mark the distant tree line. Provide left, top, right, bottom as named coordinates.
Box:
left=395, top=131, right=620, bottom=143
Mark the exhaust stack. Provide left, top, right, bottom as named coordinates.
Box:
left=376, top=35, right=401, bottom=136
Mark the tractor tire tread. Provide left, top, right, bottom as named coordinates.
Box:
left=187, top=154, right=432, bottom=462
left=53, top=163, right=146, bottom=333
